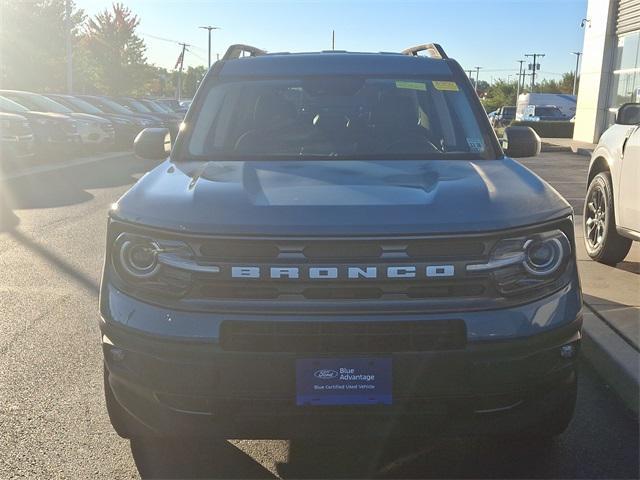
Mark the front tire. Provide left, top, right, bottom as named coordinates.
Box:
left=583, top=172, right=632, bottom=265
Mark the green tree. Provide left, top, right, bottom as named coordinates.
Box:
left=0, top=0, right=85, bottom=91
left=182, top=66, right=207, bottom=98
left=81, top=2, right=149, bottom=95
left=482, top=79, right=518, bottom=112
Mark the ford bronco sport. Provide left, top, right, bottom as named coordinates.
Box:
left=100, top=43, right=582, bottom=440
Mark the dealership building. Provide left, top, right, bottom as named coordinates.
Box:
left=574, top=0, right=640, bottom=143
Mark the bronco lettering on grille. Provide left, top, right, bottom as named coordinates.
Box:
left=230, top=265, right=455, bottom=280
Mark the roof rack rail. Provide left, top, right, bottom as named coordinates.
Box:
left=222, top=44, right=267, bottom=61
left=401, top=43, right=448, bottom=60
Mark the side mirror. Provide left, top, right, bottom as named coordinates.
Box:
left=615, top=103, right=640, bottom=125
left=133, top=128, right=171, bottom=160
left=502, top=126, right=541, bottom=158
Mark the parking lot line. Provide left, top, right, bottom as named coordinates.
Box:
left=1, top=151, right=133, bottom=181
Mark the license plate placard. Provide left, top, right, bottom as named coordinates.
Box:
left=295, top=357, right=392, bottom=406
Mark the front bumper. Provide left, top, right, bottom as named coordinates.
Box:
left=101, top=287, right=582, bottom=439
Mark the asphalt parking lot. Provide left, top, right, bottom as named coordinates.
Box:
left=0, top=152, right=638, bottom=479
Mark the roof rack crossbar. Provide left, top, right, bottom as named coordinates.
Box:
left=222, top=44, right=267, bottom=60
left=401, top=43, right=448, bottom=60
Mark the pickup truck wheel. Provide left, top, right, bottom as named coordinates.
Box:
left=583, top=172, right=632, bottom=265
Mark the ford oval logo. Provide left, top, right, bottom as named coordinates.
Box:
left=314, top=369, right=339, bottom=380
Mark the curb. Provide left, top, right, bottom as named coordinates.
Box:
left=571, top=146, right=593, bottom=157
left=0, top=150, right=132, bottom=181
left=581, top=310, right=639, bottom=416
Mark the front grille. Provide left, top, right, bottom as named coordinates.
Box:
left=185, top=236, right=493, bottom=302
left=220, top=320, right=467, bottom=353
left=195, top=281, right=487, bottom=300
left=60, top=120, right=77, bottom=134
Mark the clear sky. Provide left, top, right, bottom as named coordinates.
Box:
left=76, top=0, right=588, bottom=82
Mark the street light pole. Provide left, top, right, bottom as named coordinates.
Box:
left=65, top=0, right=72, bottom=93
left=571, top=51, right=582, bottom=95
left=199, top=26, right=220, bottom=68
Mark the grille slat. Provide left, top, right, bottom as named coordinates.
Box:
left=220, top=320, right=467, bottom=353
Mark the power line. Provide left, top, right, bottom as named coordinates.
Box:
left=141, top=32, right=181, bottom=44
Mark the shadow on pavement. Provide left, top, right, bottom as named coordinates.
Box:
left=0, top=153, right=157, bottom=232
left=8, top=229, right=99, bottom=294
left=130, top=438, right=277, bottom=479
left=125, top=362, right=639, bottom=479
left=617, top=260, right=639, bottom=275
left=0, top=190, right=20, bottom=232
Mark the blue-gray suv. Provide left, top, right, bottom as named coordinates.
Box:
left=100, top=43, right=582, bottom=440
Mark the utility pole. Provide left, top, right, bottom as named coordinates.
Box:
left=65, top=0, right=72, bottom=93
left=571, top=51, right=582, bottom=95
left=332, top=30, right=335, bottom=50
left=516, top=59, right=525, bottom=102
left=525, top=53, right=545, bottom=91
left=199, top=26, right=220, bottom=68
left=474, top=66, right=482, bottom=94
left=176, top=42, right=190, bottom=101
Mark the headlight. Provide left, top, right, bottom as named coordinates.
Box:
left=115, top=234, right=161, bottom=279
left=111, top=232, right=216, bottom=299
left=467, top=229, right=572, bottom=296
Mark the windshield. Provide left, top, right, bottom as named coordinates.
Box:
left=57, top=96, right=105, bottom=115
left=0, top=97, right=29, bottom=113
left=3, top=93, right=73, bottom=114
left=0, top=96, right=29, bottom=113
left=85, top=97, right=132, bottom=115
left=143, top=100, right=172, bottom=114
left=124, top=98, right=152, bottom=113
left=535, top=107, right=564, bottom=117
left=503, top=107, right=516, bottom=116
left=186, top=76, right=494, bottom=160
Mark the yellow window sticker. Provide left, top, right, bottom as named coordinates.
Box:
left=432, top=80, right=459, bottom=92
left=395, top=81, right=427, bottom=91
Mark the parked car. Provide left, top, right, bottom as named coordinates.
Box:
left=490, top=106, right=516, bottom=128
left=0, top=95, right=80, bottom=157
left=0, top=90, right=114, bottom=153
left=46, top=94, right=140, bottom=149
left=111, top=96, right=181, bottom=140
left=78, top=95, right=162, bottom=130
left=101, top=43, right=581, bottom=442
left=154, top=98, right=188, bottom=115
left=0, top=112, right=35, bottom=170
left=138, top=98, right=184, bottom=119
left=583, top=102, right=640, bottom=264
left=516, top=93, right=576, bottom=121
left=517, top=105, right=568, bottom=122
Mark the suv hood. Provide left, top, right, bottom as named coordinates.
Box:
left=114, top=158, right=572, bottom=236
